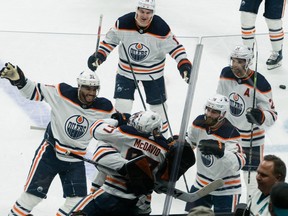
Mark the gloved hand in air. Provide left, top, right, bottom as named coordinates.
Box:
left=87, top=52, right=107, bottom=71
left=177, top=58, right=192, bottom=83
left=0, top=62, right=27, bottom=89
left=111, top=112, right=131, bottom=126
left=246, top=108, right=265, bottom=126
left=198, top=139, right=225, bottom=158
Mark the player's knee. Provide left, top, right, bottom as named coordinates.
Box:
left=241, top=11, right=257, bottom=27
left=265, top=18, right=283, bottom=29
left=149, top=103, right=169, bottom=137
left=57, top=197, right=83, bottom=215
left=149, top=103, right=167, bottom=120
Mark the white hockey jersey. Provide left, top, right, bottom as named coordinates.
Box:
left=98, top=12, right=189, bottom=81
left=217, top=67, right=277, bottom=147
left=19, top=79, right=114, bottom=162
left=188, top=115, right=246, bottom=196
left=89, top=119, right=170, bottom=199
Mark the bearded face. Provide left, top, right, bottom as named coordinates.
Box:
left=204, top=107, right=221, bottom=126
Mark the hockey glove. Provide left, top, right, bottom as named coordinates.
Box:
left=198, top=139, right=225, bottom=158
left=120, top=156, right=154, bottom=196
left=246, top=108, right=265, bottom=126
left=158, top=135, right=195, bottom=181
left=0, top=62, right=27, bottom=89
left=111, top=112, right=131, bottom=126
left=87, top=52, right=106, bottom=71
left=177, top=58, right=192, bottom=83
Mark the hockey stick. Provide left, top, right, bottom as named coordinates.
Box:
left=30, top=125, right=46, bottom=130
left=155, top=178, right=224, bottom=203
left=94, top=14, right=103, bottom=57
left=66, top=151, right=146, bottom=177
left=247, top=42, right=258, bottom=191
left=65, top=151, right=121, bottom=176
left=92, top=14, right=103, bottom=68
left=122, top=43, right=147, bottom=111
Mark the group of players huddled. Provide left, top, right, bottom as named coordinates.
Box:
left=1, top=0, right=286, bottom=215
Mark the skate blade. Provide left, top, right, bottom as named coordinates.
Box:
left=267, top=61, right=282, bottom=70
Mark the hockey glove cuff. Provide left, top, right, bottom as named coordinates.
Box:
left=246, top=108, right=265, bottom=126
left=177, top=58, right=192, bottom=83
left=199, top=139, right=225, bottom=158
left=0, top=62, right=27, bottom=89
left=87, top=51, right=106, bottom=71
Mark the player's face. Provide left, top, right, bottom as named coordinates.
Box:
left=230, top=58, right=248, bottom=78
left=78, top=85, right=98, bottom=105
left=204, top=107, right=221, bottom=126
left=135, top=8, right=153, bottom=27
left=256, top=160, right=279, bottom=196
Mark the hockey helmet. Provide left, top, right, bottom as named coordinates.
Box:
left=230, top=45, right=253, bottom=70
left=205, top=94, right=229, bottom=121
left=129, top=110, right=162, bottom=134
left=77, top=70, right=100, bottom=100
left=77, top=71, right=100, bottom=87
left=137, top=0, right=156, bottom=12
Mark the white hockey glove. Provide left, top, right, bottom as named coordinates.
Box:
left=0, top=62, right=27, bottom=89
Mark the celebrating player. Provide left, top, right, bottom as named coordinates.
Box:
left=216, top=45, right=277, bottom=200
left=184, top=94, right=246, bottom=214
left=69, top=110, right=195, bottom=215
left=87, top=0, right=192, bottom=137
left=0, top=63, right=114, bottom=215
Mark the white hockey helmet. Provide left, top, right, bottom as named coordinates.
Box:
left=205, top=94, right=229, bottom=121
left=77, top=71, right=100, bottom=87
left=129, top=110, right=162, bottom=134
left=137, top=0, right=156, bottom=12
left=230, top=45, right=253, bottom=70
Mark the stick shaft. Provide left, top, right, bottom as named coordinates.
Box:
left=94, top=14, right=103, bottom=57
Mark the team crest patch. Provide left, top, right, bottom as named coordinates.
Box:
left=201, top=154, right=214, bottom=167
left=65, top=115, right=89, bottom=139
left=128, top=43, right=150, bottom=62
left=229, top=92, right=245, bottom=117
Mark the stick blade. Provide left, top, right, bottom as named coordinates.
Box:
left=187, top=178, right=224, bottom=202
left=173, top=178, right=224, bottom=202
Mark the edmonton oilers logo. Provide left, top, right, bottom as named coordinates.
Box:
left=228, top=92, right=245, bottom=117
left=201, top=154, right=214, bottom=167
left=65, top=115, right=89, bottom=139
left=128, top=43, right=150, bottom=62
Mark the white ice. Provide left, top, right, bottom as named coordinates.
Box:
left=0, top=0, right=288, bottom=215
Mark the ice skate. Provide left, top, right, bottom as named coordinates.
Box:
left=266, top=50, right=283, bottom=70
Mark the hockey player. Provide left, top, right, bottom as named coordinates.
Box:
left=87, top=0, right=192, bottom=137
left=239, top=0, right=285, bottom=70
left=184, top=94, right=246, bottom=214
left=70, top=110, right=195, bottom=216
left=0, top=63, right=114, bottom=216
left=69, top=110, right=171, bottom=215
left=216, top=45, right=278, bottom=200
